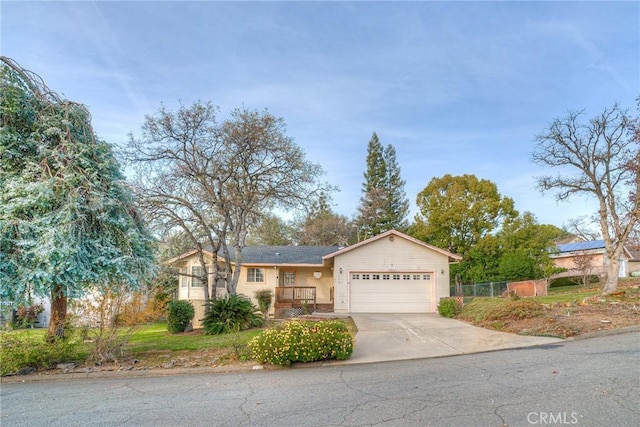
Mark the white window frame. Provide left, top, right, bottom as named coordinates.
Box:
left=191, top=265, right=204, bottom=287
left=247, top=268, right=265, bottom=283
left=181, top=267, right=188, bottom=288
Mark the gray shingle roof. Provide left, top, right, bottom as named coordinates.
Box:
left=217, top=245, right=341, bottom=265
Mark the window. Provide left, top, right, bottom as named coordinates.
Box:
left=423, top=274, right=431, bottom=280
left=392, top=274, right=400, bottom=280
left=413, top=274, right=421, bottom=280
left=383, top=274, right=390, bottom=280
left=403, top=274, right=410, bottom=280
left=205, top=265, right=227, bottom=289
left=181, top=267, right=188, bottom=288
left=352, top=273, right=360, bottom=280
left=362, top=274, right=370, bottom=280
left=191, top=266, right=204, bottom=287
left=247, top=268, right=264, bottom=283
left=372, top=274, right=380, bottom=280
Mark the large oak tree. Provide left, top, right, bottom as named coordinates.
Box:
left=413, top=174, right=517, bottom=255
left=533, top=103, right=639, bottom=294
left=127, top=103, right=327, bottom=300
left=412, top=174, right=518, bottom=285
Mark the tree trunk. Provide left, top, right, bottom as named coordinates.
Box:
left=46, top=285, right=67, bottom=342
left=601, top=258, right=619, bottom=295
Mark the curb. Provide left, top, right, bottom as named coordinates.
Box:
left=567, top=324, right=640, bottom=340
left=0, top=363, right=269, bottom=384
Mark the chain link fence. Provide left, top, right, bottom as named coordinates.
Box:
left=450, top=281, right=508, bottom=301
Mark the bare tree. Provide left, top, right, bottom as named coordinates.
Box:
left=296, top=192, right=353, bottom=246
left=127, top=103, right=328, bottom=298
left=126, top=102, right=224, bottom=309
left=215, top=107, right=329, bottom=293
left=571, top=251, right=596, bottom=288
left=563, top=216, right=601, bottom=241
left=533, top=103, right=639, bottom=294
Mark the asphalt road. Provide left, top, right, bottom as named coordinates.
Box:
left=1, top=332, right=638, bottom=427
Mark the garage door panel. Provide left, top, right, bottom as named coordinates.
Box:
left=349, top=273, right=433, bottom=313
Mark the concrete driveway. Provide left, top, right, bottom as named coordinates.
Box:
left=333, top=313, right=564, bottom=365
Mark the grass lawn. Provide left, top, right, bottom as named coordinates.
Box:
left=126, top=322, right=263, bottom=354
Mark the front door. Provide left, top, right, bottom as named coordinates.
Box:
left=282, top=271, right=296, bottom=286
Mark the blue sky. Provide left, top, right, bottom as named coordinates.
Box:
left=2, top=1, right=638, bottom=229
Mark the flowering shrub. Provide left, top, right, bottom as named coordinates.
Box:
left=249, top=320, right=353, bottom=366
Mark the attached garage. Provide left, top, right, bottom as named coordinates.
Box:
left=327, top=230, right=461, bottom=314
left=349, top=272, right=434, bottom=313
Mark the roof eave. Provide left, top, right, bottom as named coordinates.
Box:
left=323, top=229, right=462, bottom=262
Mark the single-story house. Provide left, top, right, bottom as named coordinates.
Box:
left=549, top=239, right=632, bottom=279
left=165, top=230, right=461, bottom=327
left=628, top=248, right=640, bottom=277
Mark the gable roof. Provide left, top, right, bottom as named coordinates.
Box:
left=323, top=229, right=462, bottom=262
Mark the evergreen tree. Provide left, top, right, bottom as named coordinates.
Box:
left=383, top=144, right=409, bottom=231
left=0, top=57, right=155, bottom=340
left=356, top=132, right=408, bottom=239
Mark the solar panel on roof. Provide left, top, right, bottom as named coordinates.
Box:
left=556, top=240, right=605, bottom=253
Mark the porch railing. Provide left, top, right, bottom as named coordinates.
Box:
left=275, top=286, right=316, bottom=309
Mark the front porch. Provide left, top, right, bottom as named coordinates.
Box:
left=274, top=286, right=334, bottom=318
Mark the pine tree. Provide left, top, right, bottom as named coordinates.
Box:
left=0, top=57, right=155, bottom=340
left=383, top=144, right=409, bottom=231
left=355, top=132, right=409, bottom=239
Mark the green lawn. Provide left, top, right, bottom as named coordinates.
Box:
left=125, top=322, right=263, bottom=354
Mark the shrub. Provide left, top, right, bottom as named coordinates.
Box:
left=202, top=295, right=264, bottom=335
left=438, top=297, right=462, bottom=318
left=484, top=300, right=543, bottom=321
left=0, top=331, right=87, bottom=376
left=254, top=289, right=273, bottom=320
left=249, top=320, right=354, bottom=366
left=15, top=304, right=45, bottom=328
left=167, top=300, right=195, bottom=334
left=117, top=291, right=170, bottom=326
left=458, top=298, right=543, bottom=324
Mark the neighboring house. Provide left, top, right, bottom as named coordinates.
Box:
left=1, top=295, right=51, bottom=329
left=165, top=230, right=461, bottom=327
left=550, top=239, right=632, bottom=279
left=629, top=249, right=640, bottom=277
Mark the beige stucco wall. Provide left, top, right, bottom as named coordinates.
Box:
left=332, top=235, right=452, bottom=313
left=551, top=250, right=631, bottom=277
left=173, top=254, right=334, bottom=327
left=235, top=265, right=334, bottom=305
left=552, top=253, right=604, bottom=271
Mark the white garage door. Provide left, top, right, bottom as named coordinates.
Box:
left=349, top=272, right=434, bottom=313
